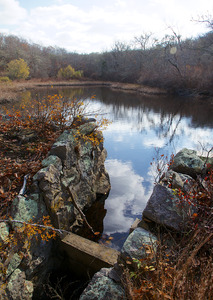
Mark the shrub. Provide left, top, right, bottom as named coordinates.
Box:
left=57, top=65, right=83, bottom=80
left=7, top=58, right=30, bottom=80
left=0, top=76, right=11, bottom=83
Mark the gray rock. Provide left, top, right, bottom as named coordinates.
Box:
left=0, top=222, right=9, bottom=243
left=170, top=148, right=204, bottom=177
left=79, top=268, right=126, bottom=300
left=34, top=126, right=110, bottom=231
left=10, top=192, right=52, bottom=289
left=7, top=269, right=34, bottom=300
left=11, top=193, right=46, bottom=225
left=161, top=170, right=194, bottom=192
left=11, top=195, right=38, bottom=224
left=41, top=155, right=62, bottom=171
left=121, top=227, right=157, bottom=260
left=6, top=253, right=22, bottom=277
left=49, top=140, right=69, bottom=163
left=143, top=184, right=197, bottom=231
left=78, top=122, right=97, bottom=135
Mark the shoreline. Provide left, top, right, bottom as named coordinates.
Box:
left=0, top=79, right=167, bottom=104
left=1, top=79, right=212, bottom=104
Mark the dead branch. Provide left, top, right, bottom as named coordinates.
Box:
left=66, top=186, right=95, bottom=235
left=0, top=219, right=70, bottom=235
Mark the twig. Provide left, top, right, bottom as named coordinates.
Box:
left=66, top=186, right=95, bottom=235
left=0, top=219, right=70, bottom=235
left=203, top=146, right=213, bottom=168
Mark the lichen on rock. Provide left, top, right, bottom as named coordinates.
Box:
left=34, top=122, right=110, bottom=230
left=79, top=268, right=126, bottom=300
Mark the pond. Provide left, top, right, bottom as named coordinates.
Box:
left=20, top=86, right=213, bottom=250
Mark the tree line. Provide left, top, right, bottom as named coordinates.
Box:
left=0, top=15, right=213, bottom=94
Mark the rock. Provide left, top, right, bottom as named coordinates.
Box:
left=121, top=227, right=157, bottom=261
left=10, top=193, right=53, bottom=289
left=6, top=253, right=22, bottom=277
left=170, top=148, right=204, bottom=177
left=11, top=195, right=38, bottom=224
left=34, top=125, right=110, bottom=231
left=143, top=184, right=197, bottom=231
left=0, top=222, right=9, bottom=243
left=161, top=170, right=194, bottom=192
left=79, top=268, right=126, bottom=300
left=78, top=122, right=97, bottom=135
left=11, top=193, right=46, bottom=225
left=41, top=155, right=63, bottom=171
left=7, top=269, right=34, bottom=300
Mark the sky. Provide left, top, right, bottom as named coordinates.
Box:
left=0, top=0, right=212, bottom=53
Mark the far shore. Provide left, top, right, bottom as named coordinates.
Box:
left=0, top=79, right=167, bottom=104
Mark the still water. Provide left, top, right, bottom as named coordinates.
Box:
left=21, top=86, right=213, bottom=249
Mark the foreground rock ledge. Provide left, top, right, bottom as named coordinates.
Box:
left=3, top=121, right=110, bottom=300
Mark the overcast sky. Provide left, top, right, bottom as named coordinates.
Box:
left=0, top=0, right=212, bottom=53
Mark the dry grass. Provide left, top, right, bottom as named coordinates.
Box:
left=122, top=223, right=213, bottom=300
left=0, top=80, right=40, bottom=103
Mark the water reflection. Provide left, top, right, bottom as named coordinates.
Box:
left=103, top=159, right=153, bottom=249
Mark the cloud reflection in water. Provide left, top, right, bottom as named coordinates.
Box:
left=103, top=159, right=153, bottom=236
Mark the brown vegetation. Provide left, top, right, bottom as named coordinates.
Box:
left=122, top=161, right=213, bottom=300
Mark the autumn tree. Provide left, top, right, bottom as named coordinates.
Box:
left=57, top=65, right=83, bottom=80
left=7, top=58, right=30, bottom=80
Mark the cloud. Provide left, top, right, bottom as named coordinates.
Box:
left=0, top=0, right=27, bottom=25
left=1, top=0, right=212, bottom=53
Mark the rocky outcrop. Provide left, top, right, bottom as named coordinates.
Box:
left=3, top=121, right=110, bottom=299
left=33, top=122, right=110, bottom=231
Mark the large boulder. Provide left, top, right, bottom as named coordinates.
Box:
left=121, top=227, right=157, bottom=261
left=79, top=268, right=126, bottom=300
left=143, top=184, right=197, bottom=231
left=170, top=148, right=204, bottom=177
